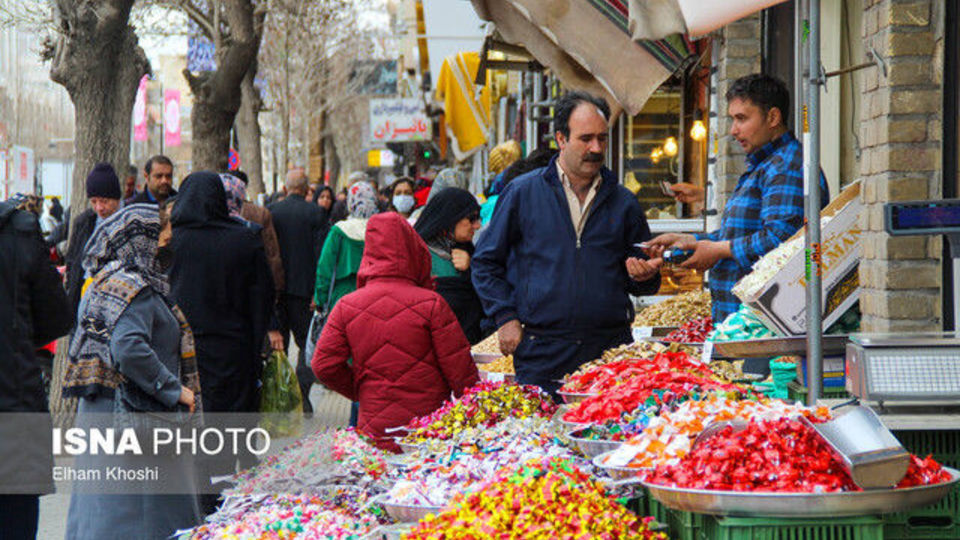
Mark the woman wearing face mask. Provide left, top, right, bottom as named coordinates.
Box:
left=63, top=204, right=202, bottom=540
left=414, top=188, right=488, bottom=344
left=390, top=177, right=417, bottom=221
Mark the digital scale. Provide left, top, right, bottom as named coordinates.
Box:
left=841, top=201, right=960, bottom=408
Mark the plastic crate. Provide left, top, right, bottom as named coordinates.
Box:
left=664, top=507, right=706, bottom=540
left=700, top=515, right=884, bottom=540
left=882, top=482, right=960, bottom=539
left=645, top=493, right=670, bottom=524
left=786, top=381, right=850, bottom=403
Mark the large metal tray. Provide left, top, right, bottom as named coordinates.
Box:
left=711, top=335, right=849, bottom=359
left=567, top=428, right=622, bottom=458
left=643, top=467, right=960, bottom=517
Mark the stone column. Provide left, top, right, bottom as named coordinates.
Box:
left=858, top=0, right=943, bottom=332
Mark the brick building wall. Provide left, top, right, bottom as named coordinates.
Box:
left=711, top=15, right=763, bottom=213
left=858, top=0, right=943, bottom=332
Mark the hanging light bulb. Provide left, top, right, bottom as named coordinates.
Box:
left=650, top=147, right=663, bottom=164
left=690, top=120, right=707, bottom=142
left=663, top=136, right=679, bottom=157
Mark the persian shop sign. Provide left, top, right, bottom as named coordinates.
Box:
left=369, top=98, right=431, bottom=144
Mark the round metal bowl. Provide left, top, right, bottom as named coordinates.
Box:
left=380, top=500, right=445, bottom=523
left=557, top=390, right=598, bottom=404
left=592, top=450, right=652, bottom=481
left=642, top=467, right=960, bottom=518
left=567, top=428, right=623, bottom=458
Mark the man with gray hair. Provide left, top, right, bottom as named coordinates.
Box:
left=268, top=168, right=329, bottom=412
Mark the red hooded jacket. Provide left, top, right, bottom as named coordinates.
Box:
left=312, top=212, right=479, bottom=451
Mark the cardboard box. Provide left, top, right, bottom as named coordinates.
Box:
left=740, top=182, right=861, bottom=336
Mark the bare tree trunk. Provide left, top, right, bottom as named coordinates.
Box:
left=48, top=0, right=149, bottom=222
left=45, top=0, right=149, bottom=427
left=237, top=63, right=265, bottom=195
left=184, top=0, right=261, bottom=172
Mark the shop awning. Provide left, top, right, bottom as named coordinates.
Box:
left=627, top=0, right=790, bottom=41
left=469, top=0, right=697, bottom=116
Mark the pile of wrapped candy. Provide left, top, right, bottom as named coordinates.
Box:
left=226, top=428, right=388, bottom=496
left=664, top=316, right=713, bottom=343
left=646, top=418, right=952, bottom=492
left=401, top=381, right=557, bottom=443
left=402, top=458, right=667, bottom=539
left=599, top=394, right=831, bottom=470
left=561, top=351, right=729, bottom=395
left=184, top=490, right=387, bottom=539
left=384, top=427, right=578, bottom=507
left=562, top=352, right=748, bottom=424
left=564, top=341, right=691, bottom=381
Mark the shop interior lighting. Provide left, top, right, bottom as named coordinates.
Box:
left=650, top=147, right=663, bottom=164
left=690, top=120, right=707, bottom=142
left=663, top=136, right=679, bottom=157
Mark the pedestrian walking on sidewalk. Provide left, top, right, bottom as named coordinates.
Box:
left=312, top=213, right=479, bottom=452
left=63, top=204, right=202, bottom=540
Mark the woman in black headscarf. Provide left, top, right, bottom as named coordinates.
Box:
left=414, top=188, right=487, bottom=344
left=168, top=172, right=275, bottom=414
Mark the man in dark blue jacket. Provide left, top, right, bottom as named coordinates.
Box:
left=472, top=92, right=662, bottom=395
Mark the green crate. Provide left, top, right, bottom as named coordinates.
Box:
left=787, top=381, right=850, bottom=403
left=883, top=483, right=960, bottom=538
left=664, top=507, right=706, bottom=540
left=645, top=491, right=670, bottom=524
left=892, top=430, right=960, bottom=468
left=700, top=515, right=884, bottom=540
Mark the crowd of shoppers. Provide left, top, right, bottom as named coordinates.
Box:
left=0, top=83, right=776, bottom=539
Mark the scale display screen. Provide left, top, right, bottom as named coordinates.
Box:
left=886, top=200, right=960, bottom=235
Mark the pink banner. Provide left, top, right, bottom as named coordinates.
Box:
left=164, top=89, right=182, bottom=147
left=133, top=75, right=148, bottom=142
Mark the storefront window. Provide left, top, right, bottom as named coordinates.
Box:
left=623, top=88, right=683, bottom=220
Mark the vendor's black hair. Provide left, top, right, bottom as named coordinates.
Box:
left=726, top=74, right=790, bottom=127
left=554, top=91, right=611, bottom=138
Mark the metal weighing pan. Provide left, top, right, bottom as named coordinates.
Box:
left=567, top=428, right=622, bottom=458
left=711, top=334, right=849, bottom=359
left=642, top=467, right=960, bottom=517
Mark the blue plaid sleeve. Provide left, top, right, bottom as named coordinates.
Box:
left=728, top=169, right=805, bottom=268
left=695, top=230, right=721, bottom=242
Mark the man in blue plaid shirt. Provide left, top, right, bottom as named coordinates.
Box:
left=646, top=74, right=828, bottom=324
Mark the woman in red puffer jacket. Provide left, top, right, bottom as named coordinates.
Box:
left=312, top=212, right=479, bottom=451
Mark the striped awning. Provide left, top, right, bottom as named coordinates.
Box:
left=469, top=0, right=698, bottom=116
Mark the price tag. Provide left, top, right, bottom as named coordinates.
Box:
left=700, top=341, right=714, bottom=364
left=487, top=372, right=505, bottom=383
left=632, top=326, right=653, bottom=342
